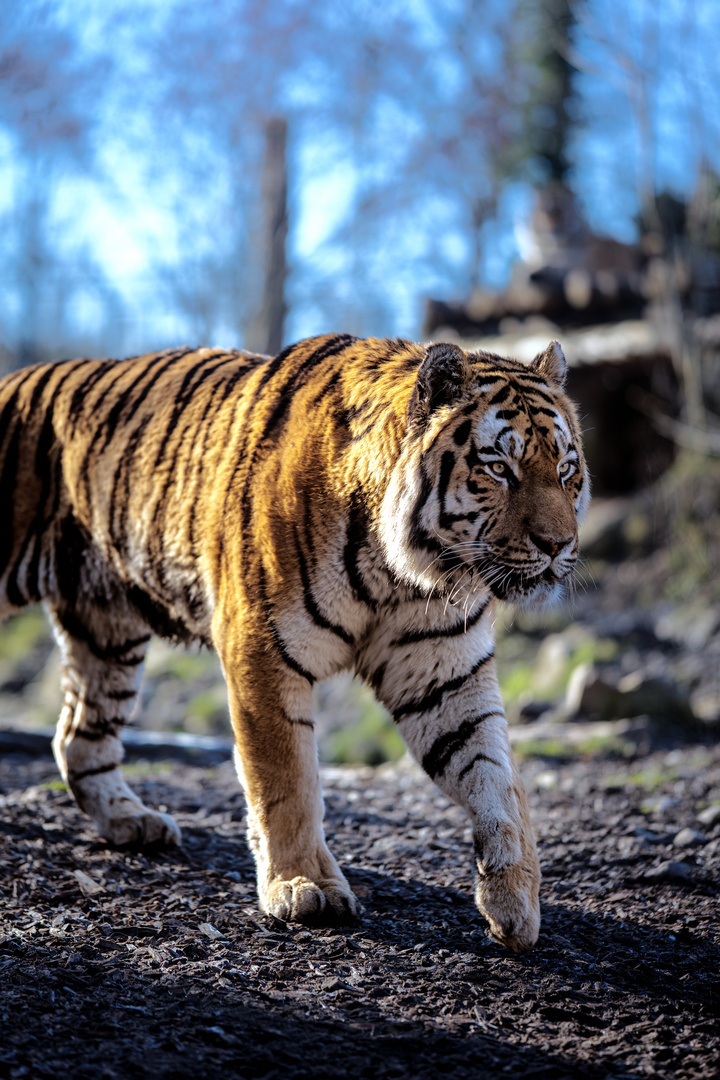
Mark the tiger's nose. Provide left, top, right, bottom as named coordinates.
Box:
left=529, top=532, right=573, bottom=560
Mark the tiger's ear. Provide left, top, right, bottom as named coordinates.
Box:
left=531, top=340, right=567, bottom=389
left=408, top=342, right=472, bottom=424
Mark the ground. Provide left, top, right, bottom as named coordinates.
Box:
left=1, top=746, right=719, bottom=1080
left=2, top=455, right=720, bottom=1078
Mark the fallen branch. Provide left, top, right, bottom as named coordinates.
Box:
left=626, top=386, right=720, bottom=457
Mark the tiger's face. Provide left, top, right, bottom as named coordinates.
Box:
left=381, top=340, right=590, bottom=608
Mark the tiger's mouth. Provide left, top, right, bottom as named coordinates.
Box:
left=488, top=563, right=572, bottom=606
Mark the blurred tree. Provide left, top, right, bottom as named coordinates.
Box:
left=2, top=0, right=719, bottom=367
left=571, top=0, right=720, bottom=445
left=114, top=0, right=527, bottom=339
left=0, top=4, right=115, bottom=371
left=498, top=0, right=577, bottom=187
left=246, top=117, right=288, bottom=356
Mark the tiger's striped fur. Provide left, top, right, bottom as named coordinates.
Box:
left=0, top=334, right=588, bottom=953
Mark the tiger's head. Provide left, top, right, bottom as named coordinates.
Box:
left=379, top=339, right=590, bottom=608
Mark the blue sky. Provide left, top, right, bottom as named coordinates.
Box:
left=1, top=0, right=718, bottom=356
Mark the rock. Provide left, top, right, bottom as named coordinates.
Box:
left=647, top=795, right=683, bottom=815
left=534, top=770, right=560, bottom=790
left=643, top=860, right=695, bottom=884
left=633, top=827, right=673, bottom=845
left=199, top=922, right=227, bottom=940
left=579, top=496, right=636, bottom=558
left=533, top=634, right=574, bottom=695
left=565, top=667, right=695, bottom=726
left=615, top=672, right=695, bottom=726
left=697, top=804, right=720, bottom=827
left=672, top=828, right=706, bottom=848
left=690, top=690, right=720, bottom=725
left=655, top=604, right=720, bottom=652
left=564, top=665, right=621, bottom=718
left=518, top=699, right=553, bottom=722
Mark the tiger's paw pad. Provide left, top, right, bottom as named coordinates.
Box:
left=263, top=876, right=361, bottom=925
left=98, top=809, right=181, bottom=848
left=475, top=865, right=540, bottom=955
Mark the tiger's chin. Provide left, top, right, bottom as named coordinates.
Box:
left=489, top=566, right=569, bottom=610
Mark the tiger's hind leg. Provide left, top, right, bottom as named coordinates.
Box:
left=47, top=602, right=181, bottom=847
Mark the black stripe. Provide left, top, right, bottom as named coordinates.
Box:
left=23, top=363, right=86, bottom=601
left=392, top=599, right=488, bottom=646
left=74, top=714, right=128, bottom=739
left=488, top=383, right=512, bottom=405
left=101, top=349, right=191, bottom=450
left=348, top=422, right=377, bottom=444
left=368, top=662, right=387, bottom=695
left=77, top=353, right=180, bottom=507
left=152, top=354, right=237, bottom=471
left=422, top=712, right=498, bottom=779
left=126, top=584, right=196, bottom=645
left=393, top=650, right=494, bottom=720
left=253, top=342, right=299, bottom=397
left=258, top=334, right=356, bottom=448
left=437, top=451, right=480, bottom=528
left=105, top=688, right=137, bottom=701
left=407, top=467, right=442, bottom=554
left=527, top=404, right=559, bottom=420
left=453, top=419, right=472, bottom=446
left=70, top=762, right=118, bottom=782
left=521, top=383, right=556, bottom=405
left=310, top=369, right=342, bottom=407
left=295, top=528, right=354, bottom=644
left=458, top=750, right=502, bottom=781
left=0, top=422, right=21, bottom=582
left=188, top=366, right=253, bottom=552
left=55, top=608, right=150, bottom=663
left=66, top=361, right=118, bottom=427
left=109, top=415, right=151, bottom=548
left=0, top=366, right=37, bottom=454
left=54, top=513, right=92, bottom=606
left=2, top=365, right=59, bottom=602
left=259, top=564, right=316, bottom=684
left=234, top=336, right=356, bottom=535
left=343, top=499, right=376, bottom=609
left=437, top=450, right=456, bottom=529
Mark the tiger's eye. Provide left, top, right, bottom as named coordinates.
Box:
left=558, top=461, right=573, bottom=477
left=491, top=462, right=507, bottom=476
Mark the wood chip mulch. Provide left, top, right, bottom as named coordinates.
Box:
left=1, top=747, right=719, bottom=1079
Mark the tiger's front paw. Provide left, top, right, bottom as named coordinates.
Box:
left=260, top=875, right=361, bottom=925
left=98, top=807, right=181, bottom=848
left=474, top=860, right=540, bottom=954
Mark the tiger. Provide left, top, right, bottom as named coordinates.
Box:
left=0, top=334, right=588, bottom=954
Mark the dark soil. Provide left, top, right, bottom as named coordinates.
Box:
left=1, top=746, right=719, bottom=1079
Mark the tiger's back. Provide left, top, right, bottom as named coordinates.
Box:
left=0, top=333, right=588, bottom=954
left=0, top=336, right=419, bottom=637
left=1, top=346, right=257, bottom=639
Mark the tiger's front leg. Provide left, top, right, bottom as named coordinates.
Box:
left=378, top=643, right=540, bottom=953
left=219, top=634, right=360, bottom=924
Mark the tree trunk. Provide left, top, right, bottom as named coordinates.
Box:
left=247, top=117, right=288, bottom=356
